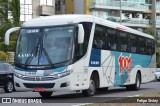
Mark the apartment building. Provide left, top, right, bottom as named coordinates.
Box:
left=20, top=0, right=55, bottom=22
left=55, top=0, right=160, bottom=34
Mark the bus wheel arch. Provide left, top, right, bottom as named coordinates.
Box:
left=91, top=70, right=100, bottom=89
left=126, top=70, right=141, bottom=91
left=82, top=70, right=100, bottom=96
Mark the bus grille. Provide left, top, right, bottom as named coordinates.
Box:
left=22, top=76, right=56, bottom=81
left=23, top=83, right=55, bottom=88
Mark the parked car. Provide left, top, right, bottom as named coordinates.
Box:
left=0, top=62, right=15, bottom=93
left=155, top=68, right=160, bottom=81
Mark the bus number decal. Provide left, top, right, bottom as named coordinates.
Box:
left=118, top=54, right=132, bottom=74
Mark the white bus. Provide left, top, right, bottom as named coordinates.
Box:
left=5, top=15, right=156, bottom=98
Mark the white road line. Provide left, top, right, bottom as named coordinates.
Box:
left=72, top=103, right=93, bottom=106
left=127, top=95, right=140, bottom=97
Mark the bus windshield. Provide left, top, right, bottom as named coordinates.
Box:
left=15, top=26, right=74, bottom=67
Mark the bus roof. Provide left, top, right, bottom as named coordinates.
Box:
left=22, top=14, right=154, bottom=39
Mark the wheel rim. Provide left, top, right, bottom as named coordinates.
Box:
left=88, top=80, right=95, bottom=95
left=7, top=82, right=13, bottom=92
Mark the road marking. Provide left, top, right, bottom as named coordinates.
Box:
left=127, top=95, right=140, bottom=97
left=72, top=103, right=93, bottom=106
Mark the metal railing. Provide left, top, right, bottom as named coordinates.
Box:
left=90, top=0, right=160, bottom=12
left=106, top=16, right=160, bottom=25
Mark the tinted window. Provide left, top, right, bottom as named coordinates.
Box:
left=93, top=24, right=117, bottom=51
left=129, top=34, right=138, bottom=53
left=139, top=37, right=146, bottom=54
left=146, top=39, right=152, bottom=55
left=107, top=28, right=117, bottom=51
left=119, top=31, right=129, bottom=52
left=93, top=25, right=106, bottom=49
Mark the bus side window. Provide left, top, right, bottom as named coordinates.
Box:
left=129, top=34, right=137, bottom=53
left=107, top=28, right=117, bottom=51
left=139, top=37, right=146, bottom=54
left=146, top=39, right=155, bottom=55
left=119, top=31, right=128, bottom=52
left=92, top=25, right=106, bottom=49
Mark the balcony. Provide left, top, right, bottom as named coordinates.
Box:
left=106, top=16, right=160, bottom=28
left=39, top=5, right=55, bottom=16
left=90, top=1, right=160, bottom=14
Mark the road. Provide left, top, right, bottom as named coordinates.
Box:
left=0, top=81, right=160, bottom=106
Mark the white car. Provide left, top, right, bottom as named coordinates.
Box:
left=155, top=68, right=160, bottom=81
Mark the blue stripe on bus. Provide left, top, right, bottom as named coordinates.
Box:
left=89, top=49, right=101, bottom=67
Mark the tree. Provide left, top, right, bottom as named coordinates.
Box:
left=0, top=0, right=20, bottom=40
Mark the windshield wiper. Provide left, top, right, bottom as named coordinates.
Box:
left=24, top=36, right=54, bottom=68
left=24, top=37, right=41, bottom=67
left=39, top=37, right=53, bottom=67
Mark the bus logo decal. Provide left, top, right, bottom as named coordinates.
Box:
left=118, top=54, right=132, bottom=74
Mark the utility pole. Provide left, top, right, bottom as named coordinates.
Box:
left=151, top=0, right=157, bottom=44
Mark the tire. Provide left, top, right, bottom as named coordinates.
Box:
left=4, top=80, right=14, bottom=93
left=126, top=73, right=141, bottom=91
left=82, top=79, right=96, bottom=97
left=39, top=92, right=53, bottom=98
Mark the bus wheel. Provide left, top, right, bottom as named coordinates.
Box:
left=39, top=92, right=53, bottom=98
left=126, top=73, right=141, bottom=91
left=82, top=79, right=96, bottom=97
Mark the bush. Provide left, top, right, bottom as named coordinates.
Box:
left=8, top=41, right=16, bottom=52
left=0, top=42, right=5, bottom=51
left=0, top=41, right=16, bottom=52
left=0, top=51, right=8, bottom=61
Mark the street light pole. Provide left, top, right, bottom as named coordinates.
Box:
left=151, top=0, right=157, bottom=44
left=120, top=0, right=122, bottom=24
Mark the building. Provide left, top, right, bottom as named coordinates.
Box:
left=55, top=0, right=91, bottom=15
left=55, top=0, right=160, bottom=34
left=20, top=0, right=55, bottom=22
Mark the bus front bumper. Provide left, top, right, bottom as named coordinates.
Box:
left=14, top=74, right=81, bottom=92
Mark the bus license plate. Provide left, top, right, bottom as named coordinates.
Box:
left=34, top=88, right=45, bottom=92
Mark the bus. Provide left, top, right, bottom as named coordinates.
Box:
left=5, top=15, right=156, bottom=98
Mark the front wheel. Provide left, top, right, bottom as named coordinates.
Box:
left=82, top=79, right=96, bottom=97
left=4, top=80, right=14, bottom=93
left=39, top=92, right=53, bottom=98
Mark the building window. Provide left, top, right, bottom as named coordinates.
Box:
left=20, top=0, right=32, bottom=21
left=55, top=0, right=61, bottom=11
left=40, top=0, right=53, bottom=6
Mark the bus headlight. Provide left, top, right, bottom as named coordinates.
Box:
left=54, top=70, right=71, bottom=79
left=14, top=72, right=24, bottom=79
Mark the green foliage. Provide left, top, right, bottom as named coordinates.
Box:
left=8, top=41, right=16, bottom=51
left=0, top=41, right=16, bottom=52
left=144, top=30, right=154, bottom=36
left=0, top=51, right=7, bottom=61
left=0, top=42, right=5, bottom=51
left=0, top=0, right=20, bottom=41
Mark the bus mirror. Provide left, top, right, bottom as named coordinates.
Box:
left=78, top=24, right=84, bottom=44
left=5, top=27, right=20, bottom=45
